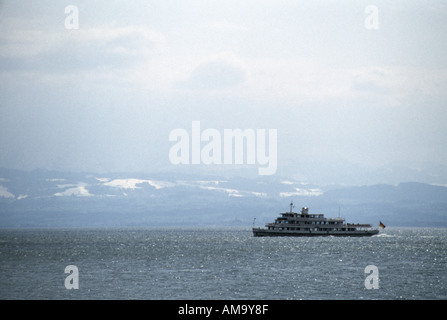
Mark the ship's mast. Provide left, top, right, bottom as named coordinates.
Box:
left=289, top=201, right=294, bottom=213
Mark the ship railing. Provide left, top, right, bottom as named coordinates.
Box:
left=326, top=218, right=345, bottom=221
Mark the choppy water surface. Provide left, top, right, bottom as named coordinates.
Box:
left=0, top=227, right=445, bottom=299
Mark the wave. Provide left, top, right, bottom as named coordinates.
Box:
left=373, top=233, right=395, bottom=238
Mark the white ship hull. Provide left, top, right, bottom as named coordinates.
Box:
left=252, top=227, right=379, bottom=237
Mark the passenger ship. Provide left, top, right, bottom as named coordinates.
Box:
left=253, top=202, right=379, bottom=237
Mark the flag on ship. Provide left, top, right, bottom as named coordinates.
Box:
left=379, top=221, right=386, bottom=229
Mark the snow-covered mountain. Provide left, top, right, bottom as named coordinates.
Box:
left=1, top=168, right=446, bottom=228
left=0, top=167, right=324, bottom=201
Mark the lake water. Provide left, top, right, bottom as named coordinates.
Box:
left=0, top=227, right=445, bottom=299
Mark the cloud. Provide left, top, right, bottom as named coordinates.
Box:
left=179, top=57, right=246, bottom=90
left=207, top=21, right=248, bottom=33
left=239, top=57, right=354, bottom=104
left=351, top=67, right=392, bottom=93
left=350, top=66, right=447, bottom=107
left=0, top=22, right=165, bottom=75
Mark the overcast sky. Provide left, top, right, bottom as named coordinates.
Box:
left=0, top=0, right=446, bottom=180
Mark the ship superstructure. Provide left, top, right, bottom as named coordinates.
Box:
left=253, top=202, right=379, bottom=237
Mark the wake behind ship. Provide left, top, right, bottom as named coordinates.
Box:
left=253, top=202, right=379, bottom=237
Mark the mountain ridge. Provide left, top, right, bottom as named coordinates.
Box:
left=1, top=167, right=446, bottom=228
